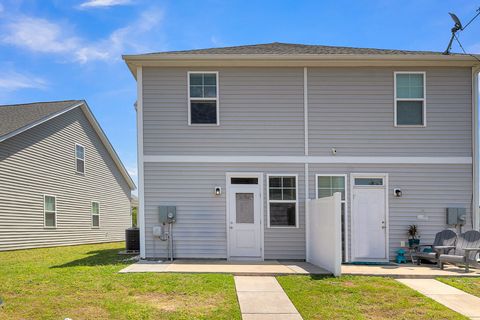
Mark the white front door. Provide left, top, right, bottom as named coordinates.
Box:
left=228, top=184, right=262, bottom=259
left=351, top=175, right=388, bottom=261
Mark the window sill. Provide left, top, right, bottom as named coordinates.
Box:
left=75, top=171, right=86, bottom=176
left=188, top=123, right=220, bottom=127
left=44, top=226, right=56, bottom=229
left=394, top=124, right=426, bottom=128
left=91, top=227, right=100, bottom=229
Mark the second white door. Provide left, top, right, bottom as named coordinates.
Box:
left=352, top=176, right=388, bottom=261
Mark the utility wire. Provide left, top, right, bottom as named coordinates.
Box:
left=461, top=7, right=480, bottom=31
left=453, top=33, right=480, bottom=63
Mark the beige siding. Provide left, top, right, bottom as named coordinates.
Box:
left=142, top=67, right=305, bottom=155
left=144, top=162, right=305, bottom=259
left=0, top=108, right=131, bottom=251
left=308, top=67, right=472, bottom=156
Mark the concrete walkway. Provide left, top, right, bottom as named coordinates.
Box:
left=234, top=276, right=303, bottom=320
left=119, top=260, right=329, bottom=275
left=398, top=279, right=480, bottom=319
left=342, top=263, right=480, bottom=278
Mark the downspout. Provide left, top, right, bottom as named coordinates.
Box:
left=304, top=67, right=310, bottom=261
left=473, top=66, right=480, bottom=231
left=137, top=66, right=146, bottom=258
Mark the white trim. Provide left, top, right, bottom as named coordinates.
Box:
left=137, top=66, right=146, bottom=259
left=187, top=71, right=219, bottom=126
left=473, top=67, right=480, bottom=231
left=75, top=143, right=85, bottom=174
left=266, top=174, right=299, bottom=228
left=91, top=201, right=100, bottom=228
left=225, top=172, right=264, bottom=260
left=143, top=155, right=472, bottom=164
left=315, top=174, right=349, bottom=262
left=303, top=67, right=309, bottom=156
left=350, top=173, right=389, bottom=262
left=43, top=194, right=57, bottom=228
left=394, top=71, right=427, bottom=127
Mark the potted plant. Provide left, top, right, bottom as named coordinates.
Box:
left=407, top=225, right=420, bottom=247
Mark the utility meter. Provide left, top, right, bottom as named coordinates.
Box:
left=159, top=206, right=176, bottom=224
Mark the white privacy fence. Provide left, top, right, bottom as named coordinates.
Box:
left=307, top=193, right=342, bottom=276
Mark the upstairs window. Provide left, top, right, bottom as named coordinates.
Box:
left=92, top=202, right=100, bottom=227
left=188, top=72, right=219, bottom=125
left=44, top=195, right=56, bottom=227
left=75, top=144, right=85, bottom=174
left=394, top=72, right=426, bottom=127
left=267, top=175, right=298, bottom=228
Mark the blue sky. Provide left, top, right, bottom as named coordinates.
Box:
left=1, top=0, right=479, bottom=187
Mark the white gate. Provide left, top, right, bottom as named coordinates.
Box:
left=307, top=192, right=342, bottom=276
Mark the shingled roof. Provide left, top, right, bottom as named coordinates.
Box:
left=139, top=42, right=450, bottom=56
left=0, top=100, right=135, bottom=190
left=0, top=100, right=83, bottom=138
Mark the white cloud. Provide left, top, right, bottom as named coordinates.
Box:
left=78, top=0, right=132, bottom=9
left=2, top=17, right=79, bottom=54
left=0, top=9, right=163, bottom=63
left=0, top=69, right=48, bottom=92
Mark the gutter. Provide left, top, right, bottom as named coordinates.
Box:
left=473, top=66, right=480, bottom=231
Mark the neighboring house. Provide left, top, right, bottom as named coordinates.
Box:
left=0, top=100, right=135, bottom=251
left=123, top=42, right=480, bottom=262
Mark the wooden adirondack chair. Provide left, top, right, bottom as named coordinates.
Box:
left=414, top=229, right=457, bottom=265
left=438, top=230, right=480, bottom=272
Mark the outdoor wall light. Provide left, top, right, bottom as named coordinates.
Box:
left=394, top=188, right=402, bottom=197
left=214, top=186, right=222, bottom=196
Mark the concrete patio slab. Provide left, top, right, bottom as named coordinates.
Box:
left=235, top=276, right=302, bottom=319
left=398, top=279, right=480, bottom=319
left=119, top=259, right=329, bottom=275
left=342, top=263, right=480, bottom=278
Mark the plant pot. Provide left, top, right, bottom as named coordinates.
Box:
left=408, top=239, right=420, bottom=247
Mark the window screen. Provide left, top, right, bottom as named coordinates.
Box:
left=189, top=72, right=218, bottom=125
left=395, top=72, right=425, bottom=126
left=268, top=176, right=297, bottom=227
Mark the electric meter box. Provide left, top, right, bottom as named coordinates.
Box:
left=159, top=206, right=176, bottom=224
left=446, top=207, right=466, bottom=225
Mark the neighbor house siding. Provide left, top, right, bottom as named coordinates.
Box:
left=0, top=108, right=131, bottom=251
left=142, top=67, right=305, bottom=155
left=144, top=162, right=305, bottom=259
left=308, top=67, right=472, bottom=156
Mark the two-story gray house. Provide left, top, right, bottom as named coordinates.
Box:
left=0, top=100, right=135, bottom=251
left=123, top=42, right=479, bottom=262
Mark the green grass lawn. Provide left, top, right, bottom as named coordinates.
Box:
left=0, top=242, right=241, bottom=320
left=277, top=275, right=467, bottom=320
left=438, top=277, right=480, bottom=298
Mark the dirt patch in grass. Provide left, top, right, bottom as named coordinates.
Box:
left=134, top=292, right=224, bottom=313
left=63, top=305, right=110, bottom=320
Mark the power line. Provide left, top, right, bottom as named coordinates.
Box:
left=453, top=33, right=480, bottom=63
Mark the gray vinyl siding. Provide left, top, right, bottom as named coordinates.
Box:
left=308, top=164, right=473, bottom=260
left=142, top=67, right=304, bottom=155
left=308, top=67, right=472, bottom=156
left=143, top=162, right=305, bottom=260
left=140, top=65, right=473, bottom=261
left=0, top=108, right=131, bottom=251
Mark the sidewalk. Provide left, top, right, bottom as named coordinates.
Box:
left=398, top=279, right=480, bottom=319
left=234, top=276, right=303, bottom=320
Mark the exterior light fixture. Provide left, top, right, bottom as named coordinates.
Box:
left=214, top=186, right=222, bottom=196
left=394, top=188, right=402, bottom=197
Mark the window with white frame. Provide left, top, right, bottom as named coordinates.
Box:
left=394, top=72, right=426, bottom=126
left=188, top=72, right=219, bottom=125
left=92, top=202, right=100, bottom=227
left=268, top=175, right=297, bottom=227
left=75, top=144, right=85, bottom=174
left=44, top=195, right=56, bottom=227
left=317, top=175, right=347, bottom=261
